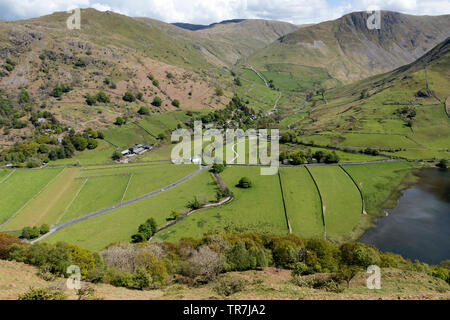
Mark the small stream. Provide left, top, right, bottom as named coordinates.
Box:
left=359, top=168, right=450, bottom=265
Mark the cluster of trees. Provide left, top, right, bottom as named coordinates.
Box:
left=198, top=95, right=256, bottom=130
left=21, top=224, right=50, bottom=240
left=51, top=84, right=73, bottom=98
left=0, top=233, right=449, bottom=293
left=131, top=218, right=158, bottom=243
left=279, top=149, right=340, bottom=165
left=86, top=91, right=110, bottom=105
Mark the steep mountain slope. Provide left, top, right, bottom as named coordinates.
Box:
left=247, top=11, right=450, bottom=84
left=294, top=37, right=450, bottom=160
left=137, top=17, right=299, bottom=66
left=0, top=9, right=231, bottom=148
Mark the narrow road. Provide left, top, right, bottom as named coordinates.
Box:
left=31, top=165, right=210, bottom=244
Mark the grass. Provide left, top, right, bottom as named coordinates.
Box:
left=49, top=139, right=116, bottom=166
left=156, top=166, right=289, bottom=242
left=0, top=168, right=83, bottom=230
left=59, top=175, right=130, bottom=223
left=44, top=170, right=217, bottom=251
left=307, top=166, right=361, bottom=238
left=0, top=168, right=63, bottom=226
left=279, top=167, right=324, bottom=238
left=343, top=162, right=417, bottom=216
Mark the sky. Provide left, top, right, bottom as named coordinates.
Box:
left=0, top=0, right=449, bottom=24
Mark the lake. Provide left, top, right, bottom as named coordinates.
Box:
left=359, top=168, right=450, bottom=265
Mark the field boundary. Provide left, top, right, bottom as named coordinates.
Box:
left=0, top=169, right=16, bottom=184
left=304, top=166, right=326, bottom=239
left=0, top=169, right=64, bottom=228
left=121, top=174, right=133, bottom=203
left=277, top=170, right=292, bottom=234
left=339, top=165, right=367, bottom=215
left=31, top=166, right=210, bottom=244
left=56, top=178, right=88, bottom=224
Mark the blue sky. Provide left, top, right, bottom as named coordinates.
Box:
left=0, top=0, right=449, bottom=24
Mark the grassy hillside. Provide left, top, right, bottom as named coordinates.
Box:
left=247, top=11, right=450, bottom=84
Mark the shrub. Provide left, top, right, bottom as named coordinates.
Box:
left=306, top=239, right=339, bottom=272
left=135, top=251, right=167, bottom=287
left=172, top=99, right=180, bottom=108
left=71, top=136, right=88, bottom=151
left=18, top=287, right=67, bottom=300
left=237, top=177, right=252, bottom=188
left=339, top=243, right=380, bottom=268
left=131, top=233, right=147, bottom=244
left=105, top=268, right=135, bottom=288
left=40, top=224, right=50, bottom=235
left=95, top=91, right=110, bottom=103
left=152, top=79, right=159, bottom=87
left=138, top=106, right=150, bottom=115
left=114, top=117, right=126, bottom=126
left=292, top=276, right=343, bottom=293
left=225, top=241, right=271, bottom=271
left=152, top=96, right=162, bottom=107
left=182, top=245, right=224, bottom=283
left=122, top=91, right=135, bottom=102
left=65, top=243, right=96, bottom=278
left=0, top=233, right=22, bottom=259
left=437, top=159, right=448, bottom=169
left=112, top=150, right=122, bottom=160
left=132, top=267, right=153, bottom=289
left=85, top=94, right=97, bottom=106
left=87, top=138, right=98, bottom=150
left=214, top=277, right=247, bottom=296
left=22, top=226, right=40, bottom=240
left=292, top=262, right=310, bottom=277
left=211, top=163, right=225, bottom=173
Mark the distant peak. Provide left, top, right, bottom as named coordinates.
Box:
left=172, top=19, right=246, bottom=31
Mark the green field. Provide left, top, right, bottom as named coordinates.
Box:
left=44, top=170, right=217, bottom=251
left=0, top=168, right=63, bottom=226
left=279, top=167, right=324, bottom=238
left=307, top=166, right=362, bottom=238
left=0, top=168, right=83, bottom=230
left=343, top=162, right=416, bottom=216
left=156, top=166, right=289, bottom=242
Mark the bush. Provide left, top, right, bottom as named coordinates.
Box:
left=172, top=99, right=180, bottom=108
left=87, top=138, right=98, bottom=150
left=21, top=226, right=40, bottom=240
left=437, top=159, right=448, bottom=169
left=132, top=267, right=153, bottom=289
left=182, top=245, right=224, bottom=283
left=0, top=233, right=22, bottom=259
left=85, top=94, right=97, bottom=106
left=225, top=241, right=270, bottom=271
left=237, top=177, right=252, bottom=188
left=211, top=163, right=225, bottom=173
left=105, top=268, right=135, bottom=288
left=122, top=91, right=136, bottom=102
left=138, top=106, right=150, bottom=115
left=112, top=150, right=122, bottom=160
left=18, top=287, right=67, bottom=300
left=214, top=277, right=247, bottom=296
left=306, top=239, right=339, bottom=272
left=339, top=243, right=380, bottom=268
left=40, top=224, right=50, bottom=235
left=135, top=251, right=167, bottom=287
left=152, top=96, right=162, bottom=107
left=95, top=91, right=110, bottom=103
left=114, top=117, right=126, bottom=126
left=292, top=262, right=311, bottom=277
left=292, top=276, right=343, bottom=293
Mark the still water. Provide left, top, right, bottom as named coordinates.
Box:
left=359, top=168, right=450, bottom=265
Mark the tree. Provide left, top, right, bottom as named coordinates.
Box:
left=114, top=117, right=126, bottom=126
left=95, top=91, right=110, bottom=103
left=437, top=159, right=448, bottom=169
left=238, top=177, right=252, bottom=188
left=168, top=210, right=180, bottom=221
left=172, top=99, right=180, bottom=108
left=38, top=144, right=49, bottom=154
left=85, top=94, right=97, bottom=106
left=336, top=265, right=361, bottom=288
left=87, top=138, right=98, bottom=150
left=122, top=91, right=135, bottom=102
left=21, top=226, right=40, bottom=240
left=211, top=163, right=225, bottom=173
left=152, top=96, right=162, bottom=107
left=112, top=151, right=122, bottom=161
left=40, top=224, right=50, bottom=235
left=138, top=106, right=150, bottom=115
left=131, top=233, right=147, bottom=243
left=71, top=136, right=88, bottom=151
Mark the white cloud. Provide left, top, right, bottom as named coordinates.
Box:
left=0, top=0, right=448, bottom=24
